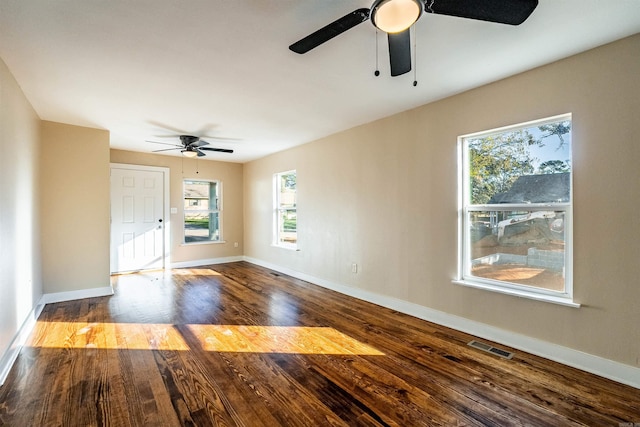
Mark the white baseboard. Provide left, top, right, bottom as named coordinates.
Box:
left=40, top=285, right=114, bottom=305
left=0, top=303, right=45, bottom=386
left=243, top=256, right=640, bottom=390
left=170, top=256, right=244, bottom=269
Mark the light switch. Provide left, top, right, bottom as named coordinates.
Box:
left=170, top=207, right=178, bottom=214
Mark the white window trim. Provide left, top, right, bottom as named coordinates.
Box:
left=454, top=114, right=578, bottom=307
left=273, top=170, right=297, bottom=250
left=183, top=179, right=223, bottom=245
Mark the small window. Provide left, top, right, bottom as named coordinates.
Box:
left=457, top=114, right=574, bottom=304
left=183, top=180, right=221, bottom=244
left=274, top=170, right=297, bottom=249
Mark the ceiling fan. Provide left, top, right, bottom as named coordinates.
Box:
left=148, top=135, right=234, bottom=157
left=289, top=0, right=539, bottom=77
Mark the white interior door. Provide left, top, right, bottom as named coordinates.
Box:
left=110, top=166, right=166, bottom=273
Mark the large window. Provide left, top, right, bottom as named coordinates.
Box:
left=274, top=170, right=297, bottom=249
left=183, top=180, right=221, bottom=244
left=457, top=114, right=575, bottom=305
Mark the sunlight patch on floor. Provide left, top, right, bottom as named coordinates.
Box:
left=28, top=322, right=190, bottom=350
left=172, top=268, right=222, bottom=276
left=187, top=325, right=384, bottom=355
left=27, top=322, right=384, bottom=355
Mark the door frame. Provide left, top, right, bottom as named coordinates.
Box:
left=110, top=163, right=171, bottom=272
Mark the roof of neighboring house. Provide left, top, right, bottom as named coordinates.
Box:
left=489, top=172, right=570, bottom=204
left=184, top=183, right=211, bottom=199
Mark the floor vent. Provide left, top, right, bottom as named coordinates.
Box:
left=468, top=340, right=514, bottom=359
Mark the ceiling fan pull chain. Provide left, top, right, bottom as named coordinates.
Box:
left=413, top=25, right=418, bottom=86
left=374, top=29, right=380, bottom=76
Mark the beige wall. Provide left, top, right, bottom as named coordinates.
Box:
left=244, top=34, right=640, bottom=367
left=40, top=121, right=111, bottom=293
left=110, top=150, right=243, bottom=263
left=0, top=58, right=42, bottom=360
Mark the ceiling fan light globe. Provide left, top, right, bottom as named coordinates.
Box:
left=182, top=150, right=198, bottom=158
left=371, top=0, right=422, bottom=33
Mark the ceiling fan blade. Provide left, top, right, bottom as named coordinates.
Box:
left=388, top=29, right=411, bottom=77
left=147, top=120, right=189, bottom=135
left=425, top=0, right=538, bottom=25
left=200, top=135, right=241, bottom=142
left=196, top=149, right=206, bottom=157
left=289, top=8, right=370, bottom=54
left=152, top=147, right=181, bottom=153
left=200, top=147, right=234, bottom=154
left=192, top=139, right=210, bottom=147
left=146, top=140, right=182, bottom=147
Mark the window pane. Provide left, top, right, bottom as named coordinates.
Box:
left=183, top=179, right=220, bottom=244
left=278, top=172, right=296, bottom=209
left=277, top=209, right=297, bottom=245
left=184, top=181, right=214, bottom=211
left=274, top=170, right=297, bottom=248
left=467, top=119, right=571, bottom=205
left=468, top=209, right=566, bottom=292
left=185, top=211, right=220, bottom=243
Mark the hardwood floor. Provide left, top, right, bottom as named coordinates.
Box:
left=1, top=262, right=638, bottom=426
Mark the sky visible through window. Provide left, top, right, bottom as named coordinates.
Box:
left=528, top=126, right=571, bottom=170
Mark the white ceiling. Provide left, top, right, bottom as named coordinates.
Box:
left=1, top=1, right=639, bottom=163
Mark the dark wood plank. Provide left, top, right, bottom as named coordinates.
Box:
left=1, top=261, right=639, bottom=426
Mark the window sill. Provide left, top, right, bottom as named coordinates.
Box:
left=271, top=244, right=299, bottom=251
left=452, top=279, right=580, bottom=308
left=181, top=240, right=226, bottom=246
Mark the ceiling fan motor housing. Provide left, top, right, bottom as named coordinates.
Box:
left=180, top=135, right=200, bottom=146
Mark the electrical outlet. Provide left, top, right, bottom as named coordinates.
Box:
left=351, top=263, right=358, bottom=274
left=234, top=242, right=239, bottom=248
